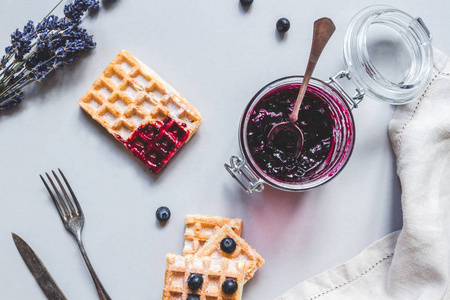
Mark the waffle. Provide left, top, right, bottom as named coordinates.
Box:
left=78, top=50, right=202, bottom=173
left=183, top=215, right=243, bottom=255
left=195, top=225, right=264, bottom=281
left=163, top=254, right=246, bottom=300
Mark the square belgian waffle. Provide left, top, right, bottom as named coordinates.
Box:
left=78, top=50, right=202, bottom=173
left=183, top=215, right=243, bottom=255
left=163, top=254, right=246, bottom=300
left=195, top=225, right=265, bottom=282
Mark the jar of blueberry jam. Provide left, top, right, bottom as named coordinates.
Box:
left=226, top=6, right=433, bottom=193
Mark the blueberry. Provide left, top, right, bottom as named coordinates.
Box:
left=222, top=278, right=238, bottom=295
left=187, top=274, right=203, bottom=290
left=276, top=18, right=290, bottom=33
left=220, top=237, right=237, bottom=254
left=240, top=0, right=253, bottom=5
left=187, top=295, right=200, bottom=300
left=155, top=206, right=171, bottom=222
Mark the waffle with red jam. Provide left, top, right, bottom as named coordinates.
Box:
left=78, top=50, right=202, bottom=173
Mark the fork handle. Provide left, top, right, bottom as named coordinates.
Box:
left=77, top=240, right=112, bottom=300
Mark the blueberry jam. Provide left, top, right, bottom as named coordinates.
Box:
left=117, top=117, right=189, bottom=173
left=246, top=84, right=334, bottom=182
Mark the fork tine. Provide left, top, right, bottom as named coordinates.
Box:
left=58, top=168, right=83, bottom=215
left=40, top=174, right=66, bottom=220
left=52, top=170, right=77, bottom=215
left=45, top=172, right=71, bottom=217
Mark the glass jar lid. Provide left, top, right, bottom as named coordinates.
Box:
left=343, top=6, right=433, bottom=105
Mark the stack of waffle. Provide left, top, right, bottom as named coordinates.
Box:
left=163, top=215, right=264, bottom=299
left=78, top=50, right=202, bottom=173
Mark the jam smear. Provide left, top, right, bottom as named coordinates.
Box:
left=117, top=117, right=189, bottom=173
left=247, top=84, right=333, bottom=182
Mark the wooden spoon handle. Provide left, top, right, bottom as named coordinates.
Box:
left=289, top=18, right=336, bottom=124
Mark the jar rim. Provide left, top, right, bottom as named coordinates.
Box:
left=343, top=5, right=433, bottom=104
left=239, top=76, right=356, bottom=191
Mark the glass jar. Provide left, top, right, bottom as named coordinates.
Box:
left=225, top=6, right=433, bottom=193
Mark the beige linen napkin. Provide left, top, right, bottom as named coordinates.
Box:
left=275, top=48, right=450, bottom=300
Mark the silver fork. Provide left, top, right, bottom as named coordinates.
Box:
left=40, top=169, right=112, bottom=300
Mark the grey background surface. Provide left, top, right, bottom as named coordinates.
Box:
left=0, top=0, right=449, bottom=299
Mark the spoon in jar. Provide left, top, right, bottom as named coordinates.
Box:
left=267, top=18, right=336, bottom=158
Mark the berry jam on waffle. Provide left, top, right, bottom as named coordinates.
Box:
left=117, top=117, right=189, bottom=173
left=78, top=50, right=202, bottom=173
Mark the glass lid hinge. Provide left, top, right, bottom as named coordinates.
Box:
left=328, top=70, right=365, bottom=109
left=225, top=156, right=264, bottom=194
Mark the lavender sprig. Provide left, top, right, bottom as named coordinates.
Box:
left=0, top=0, right=99, bottom=110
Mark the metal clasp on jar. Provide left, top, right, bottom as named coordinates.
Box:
left=225, top=156, right=264, bottom=194
left=328, top=70, right=365, bottom=109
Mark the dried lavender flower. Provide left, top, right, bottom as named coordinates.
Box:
left=0, top=0, right=99, bottom=110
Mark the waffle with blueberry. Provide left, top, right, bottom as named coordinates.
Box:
left=163, top=254, right=246, bottom=300
left=78, top=50, right=202, bottom=173
left=162, top=215, right=264, bottom=299
left=195, top=225, right=264, bottom=282
left=183, top=215, right=242, bottom=255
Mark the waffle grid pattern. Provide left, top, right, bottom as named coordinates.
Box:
left=120, top=118, right=189, bottom=172
left=78, top=50, right=202, bottom=141
left=163, top=254, right=246, bottom=300
left=183, top=215, right=243, bottom=255
left=195, top=225, right=265, bottom=281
